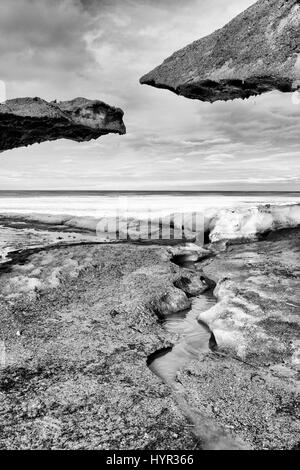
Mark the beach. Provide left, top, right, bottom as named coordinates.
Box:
left=0, top=192, right=299, bottom=449
left=1, top=0, right=299, bottom=455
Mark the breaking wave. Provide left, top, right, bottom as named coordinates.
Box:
left=1, top=202, right=300, bottom=244
left=206, top=203, right=300, bottom=242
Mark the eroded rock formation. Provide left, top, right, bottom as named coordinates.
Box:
left=0, top=97, right=126, bottom=152
left=140, top=0, right=300, bottom=102
left=0, top=224, right=298, bottom=448
left=0, top=243, right=202, bottom=450
left=179, top=228, right=300, bottom=450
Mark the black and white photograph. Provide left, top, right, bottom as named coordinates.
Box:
left=0, top=0, right=299, bottom=455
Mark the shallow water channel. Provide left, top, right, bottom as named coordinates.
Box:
left=148, top=253, right=217, bottom=384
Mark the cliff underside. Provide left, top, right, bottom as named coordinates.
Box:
left=140, top=0, right=300, bottom=102
left=0, top=97, right=126, bottom=152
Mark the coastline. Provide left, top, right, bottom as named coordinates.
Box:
left=0, top=242, right=197, bottom=450
left=176, top=228, right=300, bottom=449
left=0, top=222, right=299, bottom=449
left=2, top=0, right=300, bottom=454
left=1, top=201, right=300, bottom=261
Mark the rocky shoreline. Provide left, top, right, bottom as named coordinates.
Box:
left=0, top=229, right=299, bottom=449
left=177, top=229, right=300, bottom=450
left=0, top=242, right=206, bottom=449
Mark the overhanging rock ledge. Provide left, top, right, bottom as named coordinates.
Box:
left=140, top=0, right=300, bottom=102
left=0, top=97, right=126, bottom=152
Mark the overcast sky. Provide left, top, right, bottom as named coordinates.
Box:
left=0, top=0, right=299, bottom=191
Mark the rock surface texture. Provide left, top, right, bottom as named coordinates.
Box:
left=0, top=97, right=126, bottom=152
left=140, top=0, right=300, bottom=102
left=0, top=244, right=198, bottom=449
left=179, top=229, right=300, bottom=449
left=0, top=229, right=299, bottom=449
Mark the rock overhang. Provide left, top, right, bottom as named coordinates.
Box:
left=140, top=0, right=300, bottom=103
left=0, top=96, right=126, bottom=152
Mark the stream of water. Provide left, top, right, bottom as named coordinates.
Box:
left=148, top=255, right=217, bottom=383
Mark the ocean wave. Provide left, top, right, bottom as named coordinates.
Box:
left=1, top=202, right=300, bottom=243
left=206, top=203, right=300, bottom=242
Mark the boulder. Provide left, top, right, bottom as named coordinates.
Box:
left=155, top=287, right=191, bottom=317
left=140, top=0, right=300, bottom=102
left=174, top=275, right=209, bottom=297
left=0, top=97, right=126, bottom=152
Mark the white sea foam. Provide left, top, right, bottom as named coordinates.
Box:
left=0, top=193, right=299, bottom=218
left=1, top=202, right=300, bottom=244
left=0, top=193, right=299, bottom=252
left=206, top=203, right=300, bottom=242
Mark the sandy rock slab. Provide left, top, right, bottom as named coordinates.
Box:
left=178, top=228, right=300, bottom=449
left=0, top=243, right=199, bottom=450
left=0, top=233, right=299, bottom=449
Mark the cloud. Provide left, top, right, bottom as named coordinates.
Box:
left=0, top=0, right=299, bottom=190
left=0, top=0, right=97, bottom=99
left=204, top=154, right=234, bottom=163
